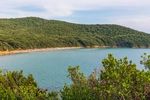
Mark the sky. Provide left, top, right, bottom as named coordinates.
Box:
left=0, top=0, right=150, bottom=33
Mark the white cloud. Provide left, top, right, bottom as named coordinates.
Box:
left=0, top=0, right=149, bottom=18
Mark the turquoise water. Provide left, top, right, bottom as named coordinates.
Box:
left=0, top=48, right=150, bottom=90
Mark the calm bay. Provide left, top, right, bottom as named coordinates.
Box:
left=0, top=48, right=150, bottom=90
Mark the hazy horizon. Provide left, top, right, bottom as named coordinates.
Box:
left=0, top=0, right=150, bottom=33
left=0, top=16, right=148, bottom=34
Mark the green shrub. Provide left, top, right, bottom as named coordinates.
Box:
left=0, top=70, right=59, bottom=100
left=61, top=54, right=150, bottom=100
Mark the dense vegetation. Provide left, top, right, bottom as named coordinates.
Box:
left=0, top=17, right=150, bottom=51
left=0, top=70, right=58, bottom=99
left=0, top=54, right=150, bottom=99
left=62, top=54, right=150, bottom=100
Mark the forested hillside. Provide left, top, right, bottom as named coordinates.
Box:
left=0, top=17, right=150, bottom=51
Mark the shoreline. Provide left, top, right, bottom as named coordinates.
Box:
left=0, top=47, right=82, bottom=56
left=0, top=46, right=149, bottom=56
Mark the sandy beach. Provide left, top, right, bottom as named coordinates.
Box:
left=0, top=47, right=82, bottom=56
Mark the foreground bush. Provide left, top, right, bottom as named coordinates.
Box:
left=61, top=54, right=150, bottom=100
left=0, top=70, right=58, bottom=100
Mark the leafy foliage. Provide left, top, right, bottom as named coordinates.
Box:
left=141, top=53, right=150, bottom=70
left=61, top=54, right=150, bottom=100
left=0, top=70, right=58, bottom=100
left=0, top=17, right=150, bottom=51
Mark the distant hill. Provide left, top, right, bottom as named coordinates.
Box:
left=0, top=17, right=150, bottom=51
